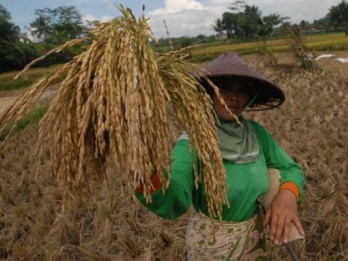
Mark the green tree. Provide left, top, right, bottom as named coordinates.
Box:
left=261, top=14, right=288, bottom=37
left=238, top=5, right=263, bottom=38
left=196, top=34, right=207, bottom=42
left=326, top=0, right=348, bottom=31
left=229, top=0, right=246, bottom=13
left=212, top=18, right=224, bottom=38
left=312, top=18, right=327, bottom=31
left=30, top=5, right=85, bottom=43
left=215, top=2, right=286, bottom=40
left=30, top=14, right=53, bottom=41
left=224, top=0, right=246, bottom=38
left=176, top=36, right=193, bottom=48
left=0, top=4, right=20, bottom=43
left=54, top=6, right=84, bottom=40
left=299, top=20, right=309, bottom=30
left=28, top=5, right=86, bottom=67
left=0, top=4, right=30, bottom=72
left=221, top=12, right=239, bottom=38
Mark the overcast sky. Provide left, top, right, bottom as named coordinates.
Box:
left=1, top=0, right=343, bottom=38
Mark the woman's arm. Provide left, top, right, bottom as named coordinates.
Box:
left=252, top=121, right=304, bottom=201
left=252, top=121, right=305, bottom=244
left=135, top=138, right=196, bottom=220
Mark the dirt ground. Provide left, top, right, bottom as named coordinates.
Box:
left=0, top=96, right=17, bottom=114
left=0, top=89, right=58, bottom=114
left=314, top=50, right=348, bottom=71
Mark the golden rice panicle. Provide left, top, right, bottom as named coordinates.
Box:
left=157, top=53, right=229, bottom=218
left=1, top=6, right=229, bottom=218
left=34, top=6, right=174, bottom=199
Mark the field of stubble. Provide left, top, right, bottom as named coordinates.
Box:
left=0, top=53, right=347, bottom=260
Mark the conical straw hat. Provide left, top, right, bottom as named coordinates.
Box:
left=201, top=52, right=285, bottom=110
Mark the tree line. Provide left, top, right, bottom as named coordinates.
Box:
left=212, top=0, right=348, bottom=40
left=1, top=1, right=348, bottom=73
left=0, top=5, right=91, bottom=73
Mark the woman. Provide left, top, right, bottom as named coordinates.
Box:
left=136, top=53, right=305, bottom=260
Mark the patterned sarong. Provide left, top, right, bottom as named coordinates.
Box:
left=185, top=210, right=267, bottom=260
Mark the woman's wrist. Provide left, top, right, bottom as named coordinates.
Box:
left=278, top=181, right=300, bottom=201
left=135, top=171, right=163, bottom=193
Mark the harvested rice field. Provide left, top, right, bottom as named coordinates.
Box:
left=0, top=52, right=347, bottom=260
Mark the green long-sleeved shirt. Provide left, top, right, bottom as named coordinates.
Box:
left=136, top=120, right=304, bottom=221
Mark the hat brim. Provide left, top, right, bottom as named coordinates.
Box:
left=200, top=75, right=285, bottom=111
left=198, top=52, right=285, bottom=111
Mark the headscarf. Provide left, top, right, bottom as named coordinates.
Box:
left=216, top=116, right=259, bottom=164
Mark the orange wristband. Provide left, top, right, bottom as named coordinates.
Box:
left=135, top=172, right=162, bottom=194
left=279, top=182, right=300, bottom=201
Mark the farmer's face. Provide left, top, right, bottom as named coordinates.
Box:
left=213, top=82, right=250, bottom=121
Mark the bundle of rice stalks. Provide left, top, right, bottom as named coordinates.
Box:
left=257, top=40, right=278, bottom=67
left=0, top=6, right=229, bottom=219
left=285, top=26, right=319, bottom=71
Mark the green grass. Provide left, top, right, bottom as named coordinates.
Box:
left=0, top=65, right=61, bottom=91
left=0, top=79, right=34, bottom=91
left=189, top=32, right=348, bottom=63
left=0, top=105, right=49, bottom=140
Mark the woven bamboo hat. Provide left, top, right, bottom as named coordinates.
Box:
left=200, top=52, right=285, bottom=110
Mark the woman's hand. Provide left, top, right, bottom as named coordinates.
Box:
left=263, top=189, right=305, bottom=244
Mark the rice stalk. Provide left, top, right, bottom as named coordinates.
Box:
left=0, top=6, right=229, bottom=219
left=285, top=26, right=319, bottom=71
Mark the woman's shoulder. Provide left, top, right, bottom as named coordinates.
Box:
left=173, top=132, right=190, bottom=151
left=177, top=132, right=189, bottom=141
left=246, top=119, right=266, bottom=132
left=245, top=120, right=273, bottom=141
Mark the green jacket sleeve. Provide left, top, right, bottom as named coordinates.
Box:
left=252, top=121, right=305, bottom=202
left=135, top=138, right=195, bottom=220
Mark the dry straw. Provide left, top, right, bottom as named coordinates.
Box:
left=0, top=6, right=230, bottom=219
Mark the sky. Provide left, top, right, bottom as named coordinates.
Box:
left=1, top=0, right=343, bottom=38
